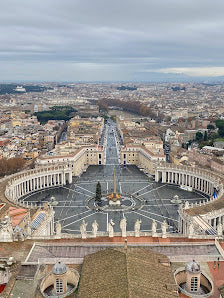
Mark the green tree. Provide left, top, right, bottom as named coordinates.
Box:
left=195, top=132, right=203, bottom=142
left=204, top=131, right=208, bottom=141
left=215, top=119, right=224, bottom=137
left=95, top=181, right=102, bottom=203
left=207, top=124, right=215, bottom=130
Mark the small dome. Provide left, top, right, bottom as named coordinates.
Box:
left=52, top=261, right=67, bottom=275
left=185, top=260, right=200, bottom=273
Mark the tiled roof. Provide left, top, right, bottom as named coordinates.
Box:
left=78, top=248, right=178, bottom=298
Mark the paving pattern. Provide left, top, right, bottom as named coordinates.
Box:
left=22, top=120, right=207, bottom=234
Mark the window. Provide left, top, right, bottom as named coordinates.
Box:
left=191, top=277, right=198, bottom=292
left=56, top=278, right=63, bottom=293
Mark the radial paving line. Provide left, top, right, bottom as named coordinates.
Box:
left=131, top=184, right=150, bottom=195
left=62, top=184, right=76, bottom=218
left=150, top=185, right=167, bottom=222
left=62, top=212, right=97, bottom=228
left=58, top=185, right=73, bottom=219
left=154, top=185, right=178, bottom=231
left=61, top=186, right=92, bottom=198
left=140, top=184, right=167, bottom=196
left=140, top=208, right=178, bottom=222
left=76, top=185, right=95, bottom=195
left=61, top=209, right=92, bottom=222
left=126, top=210, right=163, bottom=224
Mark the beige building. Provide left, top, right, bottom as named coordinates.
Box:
left=36, top=145, right=105, bottom=176
left=120, top=145, right=165, bottom=174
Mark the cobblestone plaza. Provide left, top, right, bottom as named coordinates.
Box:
left=22, top=121, right=206, bottom=234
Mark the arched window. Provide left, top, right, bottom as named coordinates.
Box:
left=56, top=278, right=63, bottom=293
left=191, top=276, right=198, bottom=292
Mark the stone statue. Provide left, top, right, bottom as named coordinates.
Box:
left=92, top=220, right=99, bottom=238
left=120, top=217, right=127, bottom=237
left=161, top=220, right=168, bottom=238
left=5, top=216, right=13, bottom=235
left=56, top=221, right=62, bottom=237
left=0, top=220, right=13, bottom=242
left=152, top=219, right=157, bottom=237
left=217, top=222, right=223, bottom=237
left=27, top=219, right=32, bottom=237
left=80, top=220, right=88, bottom=239
left=26, top=210, right=32, bottom=238
left=108, top=219, right=115, bottom=237
left=184, top=201, right=190, bottom=209
left=188, top=221, right=194, bottom=238
left=15, top=230, right=24, bottom=242
left=134, top=219, right=141, bottom=237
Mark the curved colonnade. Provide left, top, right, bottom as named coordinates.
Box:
left=155, top=163, right=224, bottom=235
left=2, top=161, right=224, bottom=237
left=4, top=165, right=73, bottom=209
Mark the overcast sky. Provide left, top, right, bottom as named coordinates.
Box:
left=1, top=0, right=224, bottom=82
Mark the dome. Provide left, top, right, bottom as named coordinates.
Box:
left=185, top=260, right=200, bottom=273
left=52, top=261, right=67, bottom=275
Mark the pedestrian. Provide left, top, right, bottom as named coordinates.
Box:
left=218, top=257, right=220, bottom=268
left=213, top=260, right=216, bottom=269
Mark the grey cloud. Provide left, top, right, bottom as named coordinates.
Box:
left=0, top=0, right=224, bottom=81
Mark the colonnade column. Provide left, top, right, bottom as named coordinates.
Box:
left=162, top=171, right=166, bottom=183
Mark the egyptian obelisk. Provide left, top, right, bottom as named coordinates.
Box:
left=113, top=167, right=116, bottom=195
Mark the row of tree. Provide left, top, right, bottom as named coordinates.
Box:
left=0, top=157, right=25, bottom=177
left=98, top=98, right=157, bottom=119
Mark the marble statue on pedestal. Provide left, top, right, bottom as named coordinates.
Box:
left=161, top=220, right=168, bottom=238
left=108, top=219, right=115, bottom=237
left=80, top=220, right=88, bottom=239
left=134, top=219, right=141, bottom=237
left=92, top=220, right=98, bottom=238
left=152, top=219, right=157, bottom=237
left=27, top=219, right=32, bottom=238
left=184, top=201, right=190, bottom=209
left=56, top=221, right=62, bottom=237
left=0, top=218, right=14, bottom=242
left=120, top=217, right=127, bottom=237
left=26, top=210, right=32, bottom=238
left=188, top=221, right=194, bottom=238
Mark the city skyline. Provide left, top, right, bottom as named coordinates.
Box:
left=1, top=0, right=224, bottom=82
